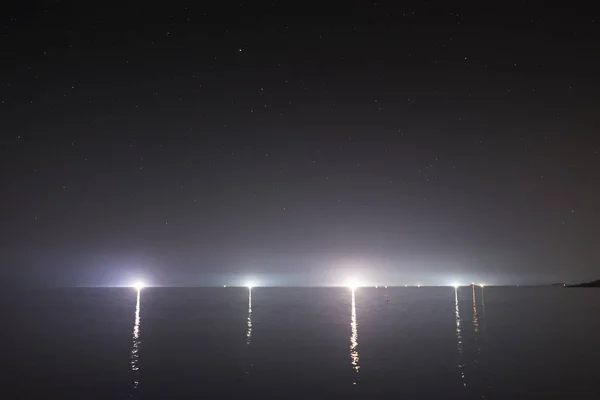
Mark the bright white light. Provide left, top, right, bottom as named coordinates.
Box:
left=417, top=284, right=421, bottom=288
left=132, top=281, right=145, bottom=290
left=451, top=283, right=461, bottom=289
left=479, top=283, right=485, bottom=288
left=346, top=278, right=360, bottom=289
left=246, top=283, right=254, bottom=289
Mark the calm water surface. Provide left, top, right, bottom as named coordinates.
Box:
left=6, top=287, right=600, bottom=399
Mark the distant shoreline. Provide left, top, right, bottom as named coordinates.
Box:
left=565, top=279, right=600, bottom=288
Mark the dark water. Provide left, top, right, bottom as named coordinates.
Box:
left=6, top=286, right=600, bottom=399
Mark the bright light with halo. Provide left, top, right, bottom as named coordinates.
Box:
left=132, top=281, right=145, bottom=290
left=451, top=282, right=461, bottom=289
left=345, top=278, right=360, bottom=289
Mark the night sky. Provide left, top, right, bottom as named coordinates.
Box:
left=2, top=2, right=599, bottom=286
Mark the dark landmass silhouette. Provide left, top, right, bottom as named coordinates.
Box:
left=566, top=279, right=600, bottom=288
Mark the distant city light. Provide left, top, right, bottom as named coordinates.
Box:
left=451, top=282, right=461, bottom=289
left=247, top=283, right=253, bottom=289
left=479, top=283, right=485, bottom=288
left=132, top=281, right=145, bottom=290
left=223, top=285, right=227, bottom=288
left=417, top=284, right=421, bottom=288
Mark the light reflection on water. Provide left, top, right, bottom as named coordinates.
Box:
left=350, top=288, right=360, bottom=385
left=474, top=285, right=486, bottom=397
left=246, top=287, right=252, bottom=345
left=130, top=288, right=142, bottom=395
left=14, top=286, right=600, bottom=398
left=480, top=285, right=486, bottom=319
left=472, top=285, right=479, bottom=334
left=454, top=287, right=466, bottom=387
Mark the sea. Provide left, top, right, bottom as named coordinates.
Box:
left=5, top=286, right=600, bottom=399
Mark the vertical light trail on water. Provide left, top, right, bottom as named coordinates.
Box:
left=472, top=284, right=483, bottom=396
left=246, top=287, right=253, bottom=345
left=480, top=286, right=486, bottom=319
left=454, top=287, right=466, bottom=387
left=350, top=288, right=360, bottom=385
left=472, top=285, right=479, bottom=333
left=130, top=288, right=142, bottom=396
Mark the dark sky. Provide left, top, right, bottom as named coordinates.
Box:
left=2, top=2, right=599, bottom=286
